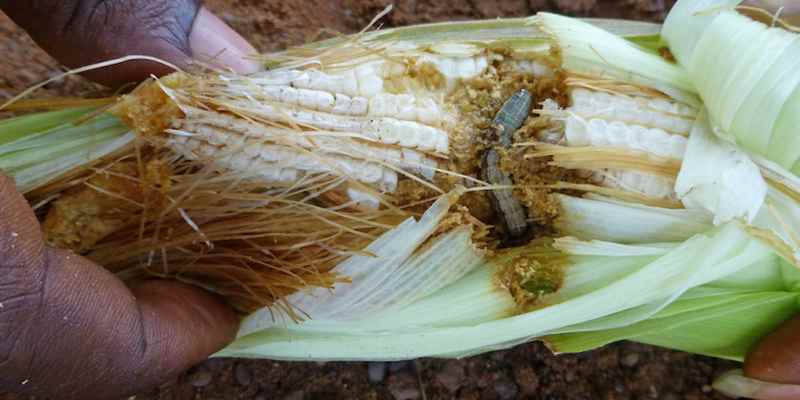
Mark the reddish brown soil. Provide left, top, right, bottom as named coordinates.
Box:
left=0, top=1, right=740, bottom=399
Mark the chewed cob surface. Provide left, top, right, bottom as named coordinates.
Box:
left=7, top=3, right=800, bottom=362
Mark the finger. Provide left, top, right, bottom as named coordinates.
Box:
left=130, top=279, right=241, bottom=382
left=0, top=0, right=260, bottom=87
left=0, top=174, right=238, bottom=399
left=189, top=8, right=261, bottom=75
left=745, top=315, right=800, bottom=384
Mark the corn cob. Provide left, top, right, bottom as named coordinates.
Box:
left=115, top=49, right=696, bottom=212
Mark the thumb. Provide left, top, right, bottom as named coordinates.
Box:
left=0, top=0, right=260, bottom=87
left=0, top=173, right=239, bottom=400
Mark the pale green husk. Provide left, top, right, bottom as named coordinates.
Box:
left=0, top=108, right=133, bottom=193
left=663, top=0, right=800, bottom=173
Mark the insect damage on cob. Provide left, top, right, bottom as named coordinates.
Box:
left=66, top=28, right=690, bottom=306
left=5, top=0, right=800, bottom=363
left=33, top=25, right=571, bottom=305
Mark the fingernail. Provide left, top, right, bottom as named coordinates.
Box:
left=188, top=7, right=261, bottom=75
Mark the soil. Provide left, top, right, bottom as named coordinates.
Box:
left=0, top=1, right=741, bottom=399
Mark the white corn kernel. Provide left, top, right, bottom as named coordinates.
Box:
left=595, top=170, right=676, bottom=199
left=569, top=88, right=697, bottom=136
left=346, top=187, right=381, bottom=210
left=565, top=115, right=687, bottom=160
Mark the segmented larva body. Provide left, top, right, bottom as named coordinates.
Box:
left=564, top=89, right=698, bottom=199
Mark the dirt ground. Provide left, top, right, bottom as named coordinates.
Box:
left=0, top=0, right=742, bottom=399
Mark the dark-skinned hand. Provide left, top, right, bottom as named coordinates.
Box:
left=0, top=1, right=258, bottom=399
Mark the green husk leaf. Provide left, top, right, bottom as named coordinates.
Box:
left=0, top=106, right=99, bottom=146
left=0, top=108, right=133, bottom=192
left=547, top=287, right=797, bottom=361
left=533, top=12, right=699, bottom=105
left=663, top=0, right=800, bottom=169
left=281, top=17, right=662, bottom=57
left=220, top=222, right=772, bottom=361
left=556, top=194, right=713, bottom=243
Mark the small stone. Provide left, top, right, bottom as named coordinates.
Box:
left=622, top=353, right=640, bottom=367
left=436, top=361, right=465, bottom=393
left=388, top=373, right=420, bottom=400
left=494, top=377, right=519, bottom=400
left=368, top=362, right=388, bottom=383
left=188, top=370, right=212, bottom=388
left=701, top=385, right=712, bottom=393
left=234, top=363, right=252, bottom=386
left=282, top=390, right=304, bottom=400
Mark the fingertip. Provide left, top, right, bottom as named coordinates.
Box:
left=745, top=315, right=800, bottom=384
left=188, top=7, right=262, bottom=75
left=132, top=280, right=240, bottom=356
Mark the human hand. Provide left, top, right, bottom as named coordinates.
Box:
left=0, top=0, right=261, bottom=86
left=0, top=1, right=256, bottom=399
left=0, top=173, right=239, bottom=399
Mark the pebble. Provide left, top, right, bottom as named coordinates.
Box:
left=494, top=376, right=519, bottom=400
left=368, top=362, right=388, bottom=383
left=388, top=373, right=420, bottom=400
left=622, top=353, right=640, bottom=368
left=235, top=363, right=252, bottom=386
left=436, top=361, right=465, bottom=393
left=188, top=370, right=213, bottom=388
